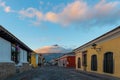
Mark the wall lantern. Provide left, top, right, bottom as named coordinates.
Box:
left=92, top=43, right=101, bottom=52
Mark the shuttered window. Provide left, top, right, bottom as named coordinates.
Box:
left=78, top=58, right=81, bottom=68
left=91, top=55, right=97, bottom=71
left=103, top=52, right=114, bottom=74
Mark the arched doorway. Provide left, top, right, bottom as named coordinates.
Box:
left=103, top=52, right=114, bottom=74
left=78, top=57, right=81, bottom=68
left=91, top=55, right=97, bottom=71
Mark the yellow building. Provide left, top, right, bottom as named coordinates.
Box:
left=31, top=52, right=39, bottom=68
left=74, top=26, right=120, bottom=78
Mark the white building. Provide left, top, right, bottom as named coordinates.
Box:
left=0, top=25, right=33, bottom=79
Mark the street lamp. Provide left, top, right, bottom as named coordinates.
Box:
left=92, top=43, right=101, bottom=52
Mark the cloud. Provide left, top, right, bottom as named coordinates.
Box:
left=38, top=1, right=88, bottom=26
left=19, top=8, right=43, bottom=19
left=35, top=45, right=72, bottom=54
left=18, top=0, right=120, bottom=27
left=19, top=8, right=43, bottom=25
left=0, top=0, right=11, bottom=13
left=57, top=0, right=120, bottom=26
left=45, top=12, right=58, bottom=23
left=94, top=0, right=119, bottom=14
left=0, top=0, right=120, bottom=27
left=92, top=0, right=120, bottom=26
left=58, top=1, right=88, bottom=25
left=45, top=0, right=120, bottom=26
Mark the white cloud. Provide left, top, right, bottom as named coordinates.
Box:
left=94, top=0, right=120, bottom=16
left=0, top=0, right=120, bottom=27
left=0, top=0, right=11, bottom=13
left=19, top=8, right=43, bottom=18
left=19, top=7, right=43, bottom=25
left=58, top=0, right=88, bottom=25
left=46, top=0, right=120, bottom=26
left=18, top=0, right=120, bottom=27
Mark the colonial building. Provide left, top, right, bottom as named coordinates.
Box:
left=50, top=58, right=58, bottom=66
left=31, top=52, right=39, bottom=68
left=0, top=25, right=33, bottom=79
left=74, top=26, right=120, bottom=78
left=57, top=52, right=76, bottom=68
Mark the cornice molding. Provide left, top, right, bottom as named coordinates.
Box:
left=74, top=26, right=120, bottom=52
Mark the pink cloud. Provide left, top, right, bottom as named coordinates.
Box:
left=94, top=0, right=120, bottom=16
left=58, top=1, right=88, bottom=25
left=45, top=12, right=58, bottom=23
left=18, top=0, right=120, bottom=27
left=43, top=1, right=88, bottom=26
left=43, top=0, right=120, bottom=26
left=0, top=0, right=11, bottom=13
left=1, top=0, right=120, bottom=27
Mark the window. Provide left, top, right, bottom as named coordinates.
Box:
left=11, top=46, right=15, bottom=61
left=82, top=53, right=87, bottom=66
left=82, top=51, right=87, bottom=71
left=91, top=55, right=97, bottom=71
left=78, top=57, right=81, bottom=68
left=103, top=52, right=114, bottom=74
left=11, top=45, right=20, bottom=64
left=27, top=52, right=31, bottom=63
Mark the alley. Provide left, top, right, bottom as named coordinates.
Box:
left=6, top=66, right=120, bottom=80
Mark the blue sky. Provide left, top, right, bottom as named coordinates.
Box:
left=0, top=0, right=120, bottom=50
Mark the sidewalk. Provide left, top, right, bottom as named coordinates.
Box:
left=75, top=69, right=120, bottom=80
left=4, top=68, right=38, bottom=80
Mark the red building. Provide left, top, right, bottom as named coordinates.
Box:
left=58, top=52, right=76, bottom=68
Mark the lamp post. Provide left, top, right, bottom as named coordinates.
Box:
left=92, top=43, right=101, bottom=52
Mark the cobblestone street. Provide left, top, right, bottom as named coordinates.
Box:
left=5, top=66, right=120, bottom=80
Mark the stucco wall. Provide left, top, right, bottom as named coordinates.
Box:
left=75, top=36, right=120, bottom=78
left=67, top=56, right=76, bottom=68
left=31, top=54, right=38, bottom=68
left=0, top=37, right=12, bottom=62
left=76, top=53, right=83, bottom=70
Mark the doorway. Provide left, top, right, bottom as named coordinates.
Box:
left=78, top=57, right=81, bottom=68
left=103, top=52, right=114, bottom=74
left=91, top=55, right=97, bottom=71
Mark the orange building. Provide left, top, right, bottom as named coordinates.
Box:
left=58, top=52, right=76, bottom=68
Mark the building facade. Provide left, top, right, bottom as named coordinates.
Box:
left=38, top=54, right=45, bottom=67
left=0, top=25, right=33, bottom=79
left=74, top=26, right=120, bottom=78
left=58, top=52, right=76, bottom=68
left=31, top=52, right=39, bottom=68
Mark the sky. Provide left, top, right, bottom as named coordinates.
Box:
left=0, top=0, right=120, bottom=50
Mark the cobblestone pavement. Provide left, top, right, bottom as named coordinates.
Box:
left=6, top=66, right=120, bottom=80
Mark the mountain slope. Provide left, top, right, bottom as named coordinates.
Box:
left=35, top=45, right=72, bottom=54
